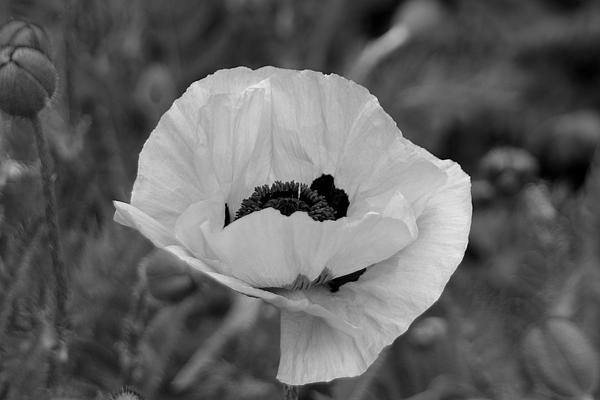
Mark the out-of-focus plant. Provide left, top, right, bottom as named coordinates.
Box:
left=479, top=147, right=539, bottom=197
left=141, top=249, right=197, bottom=303
left=537, top=111, right=600, bottom=191
left=0, top=18, right=70, bottom=397
left=2, top=2, right=600, bottom=400
left=522, top=317, right=599, bottom=400
left=133, top=63, right=177, bottom=127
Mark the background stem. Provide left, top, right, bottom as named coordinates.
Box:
left=31, top=116, right=69, bottom=350
left=283, top=384, right=299, bottom=400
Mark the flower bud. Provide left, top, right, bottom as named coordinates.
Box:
left=0, top=20, right=51, bottom=56
left=479, top=147, right=539, bottom=195
left=141, top=249, right=197, bottom=302
left=0, top=46, right=57, bottom=117
left=522, top=317, right=599, bottom=399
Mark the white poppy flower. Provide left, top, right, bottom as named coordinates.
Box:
left=114, top=66, right=472, bottom=385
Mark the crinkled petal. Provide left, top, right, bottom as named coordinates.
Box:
left=113, top=201, right=178, bottom=247
left=326, top=191, right=418, bottom=278
left=114, top=67, right=472, bottom=386
left=350, top=158, right=447, bottom=218
left=278, top=309, right=364, bottom=385
left=277, top=161, right=471, bottom=385
left=260, top=69, right=450, bottom=221
left=128, top=86, right=216, bottom=231
left=121, top=67, right=450, bottom=272
left=201, top=193, right=417, bottom=287
left=204, top=209, right=339, bottom=287
left=265, top=71, right=372, bottom=184
left=173, top=196, right=225, bottom=264
left=194, top=87, right=274, bottom=214
left=127, top=67, right=284, bottom=230
left=165, top=245, right=357, bottom=335
left=265, top=70, right=449, bottom=211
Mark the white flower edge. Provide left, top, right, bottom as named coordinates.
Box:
left=275, top=159, right=471, bottom=384
left=114, top=201, right=359, bottom=335
left=113, top=66, right=472, bottom=385
left=114, top=155, right=471, bottom=384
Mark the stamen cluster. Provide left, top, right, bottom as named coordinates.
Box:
left=235, top=181, right=337, bottom=222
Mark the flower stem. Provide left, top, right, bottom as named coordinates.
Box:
left=31, top=116, right=69, bottom=349
left=0, top=222, right=43, bottom=371
left=283, top=384, right=299, bottom=400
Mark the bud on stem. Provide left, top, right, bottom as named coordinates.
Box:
left=31, top=117, right=69, bottom=345
left=1, top=19, right=68, bottom=392
left=0, top=46, right=57, bottom=117
left=0, top=20, right=51, bottom=55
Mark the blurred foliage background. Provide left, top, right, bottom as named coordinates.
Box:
left=1, top=0, right=600, bottom=399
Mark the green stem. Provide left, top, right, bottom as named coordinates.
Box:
left=283, top=384, right=299, bottom=400
left=62, top=0, right=76, bottom=124
left=31, top=116, right=69, bottom=352
left=0, top=221, right=43, bottom=397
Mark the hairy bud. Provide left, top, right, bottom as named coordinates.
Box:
left=0, top=46, right=57, bottom=117
left=0, top=20, right=51, bottom=56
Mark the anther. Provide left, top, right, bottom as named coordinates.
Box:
left=235, top=180, right=337, bottom=222
left=234, top=175, right=350, bottom=223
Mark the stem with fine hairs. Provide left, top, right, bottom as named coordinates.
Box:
left=283, top=384, right=299, bottom=400
left=31, top=116, right=69, bottom=348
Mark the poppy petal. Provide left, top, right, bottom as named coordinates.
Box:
left=202, top=196, right=417, bottom=287
left=165, top=245, right=358, bottom=335
left=114, top=67, right=472, bottom=386
left=265, top=70, right=402, bottom=196
left=113, top=201, right=178, bottom=247
left=128, top=67, right=283, bottom=230
left=276, top=160, right=471, bottom=384
left=350, top=157, right=448, bottom=218
left=277, top=308, right=364, bottom=385
left=173, top=196, right=225, bottom=264
left=194, top=87, right=275, bottom=214
left=326, top=190, right=418, bottom=278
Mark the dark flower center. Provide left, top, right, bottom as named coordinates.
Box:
left=326, top=268, right=367, bottom=292
left=226, top=174, right=365, bottom=292
left=235, top=179, right=338, bottom=222
left=309, top=174, right=349, bottom=220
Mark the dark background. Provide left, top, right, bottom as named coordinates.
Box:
left=1, top=0, right=600, bottom=399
